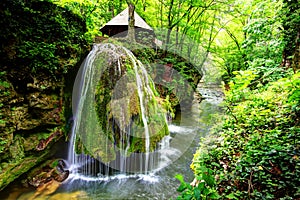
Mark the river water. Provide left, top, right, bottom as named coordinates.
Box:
left=0, top=85, right=223, bottom=200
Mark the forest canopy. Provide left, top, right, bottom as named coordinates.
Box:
left=51, top=0, right=299, bottom=81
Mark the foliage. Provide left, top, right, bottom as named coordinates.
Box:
left=213, top=0, right=286, bottom=83
left=158, top=55, right=201, bottom=89
left=241, top=0, right=286, bottom=83
left=281, top=0, right=300, bottom=72
left=26, top=0, right=293, bottom=84
left=0, top=0, right=88, bottom=76
left=0, top=0, right=89, bottom=190
left=0, top=72, right=10, bottom=101
left=0, top=72, right=11, bottom=153
left=51, top=0, right=112, bottom=41
left=191, top=72, right=300, bottom=199
left=176, top=168, right=220, bottom=200
left=161, top=95, right=175, bottom=118
left=225, top=70, right=257, bottom=104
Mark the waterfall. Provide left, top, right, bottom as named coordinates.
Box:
left=68, top=44, right=100, bottom=169
left=67, top=43, right=169, bottom=178
left=122, top=48, right=151, bottom=173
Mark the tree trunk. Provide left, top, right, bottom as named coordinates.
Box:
left=160, top=0, right=163, bottom=28
left=281, top=0, right=300, bottom=71
left=127, top=1, right=135, bottom=43
left=109, top=0, right=115, bottom=17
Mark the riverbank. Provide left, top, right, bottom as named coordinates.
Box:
left=188, top=71, right=300, bottom=199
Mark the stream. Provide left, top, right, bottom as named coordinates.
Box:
left=0, top=84, right=223, bottom=200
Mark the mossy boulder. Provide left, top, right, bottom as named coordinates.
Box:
left=73, top=43, right=169, bottom=163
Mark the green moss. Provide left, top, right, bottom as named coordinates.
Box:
left=0, top=151, right=53, bottom=191
left=37, top=132, right=52, bottom=141
left=9, top=136, right=25, bottom=161
left=91, top=140, right=116, bottom=163
left=23, top=135, right=39, bottom=152
left=75, top=43, right=169, bottom=162
left=50, top=160, right=59, bottom=168
left=75, top=136, right=85, bottom=154
left=129, top=90, right=140, bottom=116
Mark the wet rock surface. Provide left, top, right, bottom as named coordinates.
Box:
left=27, top=159, right=69, bottom=188
left=197, top=82, right=224, bottom=105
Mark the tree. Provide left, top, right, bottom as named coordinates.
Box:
left=163, top=0, right=194, bottom=55
left=126, top=0, right=136, bottom=43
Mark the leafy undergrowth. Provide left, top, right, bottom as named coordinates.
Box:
left=178, top=71, right=300, bottom=199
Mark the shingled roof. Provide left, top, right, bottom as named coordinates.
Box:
left=100, top=7, right=154, bottom=37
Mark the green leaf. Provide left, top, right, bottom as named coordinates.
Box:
left=197, top=182, right=205, bottom=191
left=209, top=192, right=221, bottom=199
left=183, top=194, right=192, bottom=200
left=225, top=193, right=238, bottom=200
left=175, top=174, right=185, bottom=183
left=202, top=172, right=215, bottom=187
left=194, top=187, right=201, bottom=199
left=177, top=183, right=187, bottom=192
left=203, top=188, right=210, bottom=195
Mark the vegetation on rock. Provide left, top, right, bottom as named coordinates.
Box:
left=0, top=0, right=88, bottom=190
left=73, top=43, right=169, bottom=163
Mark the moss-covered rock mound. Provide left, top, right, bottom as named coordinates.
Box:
left=72, top=43, right=169, bottom=163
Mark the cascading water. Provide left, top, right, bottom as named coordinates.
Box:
left=67, top=43, right=169, bottom=178
left=124, top=48, right=150, bottom=173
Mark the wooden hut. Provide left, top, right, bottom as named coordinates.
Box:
left=100, top=7, right=157, bottom=44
